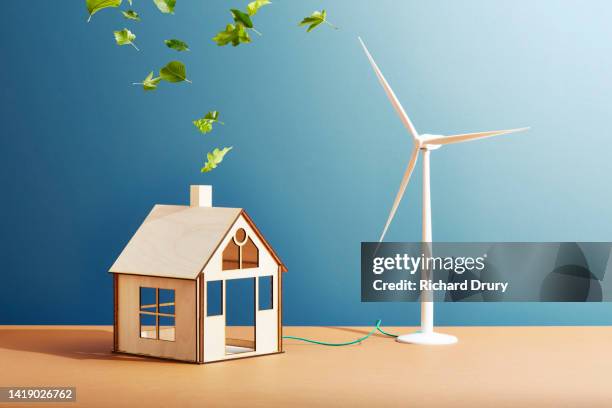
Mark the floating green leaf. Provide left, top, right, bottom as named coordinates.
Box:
left=201, top=147, right=233, bottom=173
left=214, top=2, right=268, bottom=47
left=153, top=0, right=175, bottom=14
left=246, top=0, right=270, bottom=16
left=299, top=10, right=337, bottom=32
left=160, top=60, right=191, bottom=83
left=165, top=39, right=190, bottom=51
left=122, top=10, right=140, bottom=20
left=193, top=111, right=224, bottom=134
left=133, top=71, right=161, bottom=91
left=114, top=28, right=139, bottom=50
left=86, top=0, right=122, bottom=22
left=213, top=23, right=250, bottom=47
left=231, top=9, right=253, bottom=28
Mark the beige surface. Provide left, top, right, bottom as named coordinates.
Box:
left=1, top=326, right=612, bottom=407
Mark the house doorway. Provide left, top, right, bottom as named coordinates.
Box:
left=225, top=277, right=255, bottom=355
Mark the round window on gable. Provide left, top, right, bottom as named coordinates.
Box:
left=234, top=228, right=247, bottom=245
left=223, top=227, right=260, bottom=270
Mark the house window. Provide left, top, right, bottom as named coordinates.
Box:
left=207, top=280, right=223, bottom=316
left=243, top=238, right=259, bottom=268
left=222, top=241, right=240, bottom=270
left=222, top=228, right=259, bottom=270
left=258, top=276, right=273, bottom=310
left=139, top=287, right=176, bottom=341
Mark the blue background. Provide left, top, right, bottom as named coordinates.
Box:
left=2, top=0, right=611, bottom=325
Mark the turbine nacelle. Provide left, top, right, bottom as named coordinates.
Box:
left=417, top=134, right=443, bottom=150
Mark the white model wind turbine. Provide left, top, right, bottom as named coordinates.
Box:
left=358, top=37, right=529, bottom=345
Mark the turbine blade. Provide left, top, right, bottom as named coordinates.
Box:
left=379, top=147, right=420, bottom=242
left=358, top=37, right=419, bottom=141
left=426, top=127, right=530, bottom=145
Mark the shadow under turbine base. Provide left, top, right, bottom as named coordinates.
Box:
left=396, top=331, right=458, bottom=345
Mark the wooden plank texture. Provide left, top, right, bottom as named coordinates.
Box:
left=116, top=274, right=197, bottom=362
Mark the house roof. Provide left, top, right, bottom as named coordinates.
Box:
left=109, top=204, right=287, bottom=279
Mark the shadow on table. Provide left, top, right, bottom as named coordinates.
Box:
left=0, top=329, right=172, bottom=363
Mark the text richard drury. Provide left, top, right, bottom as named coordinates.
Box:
left=372, top=279, right=508, bottom=293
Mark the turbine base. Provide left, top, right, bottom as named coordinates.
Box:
left=396, top=331, right=458, bottom=345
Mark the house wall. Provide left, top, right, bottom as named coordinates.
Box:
left=116, top=274, right=197, bottom=362
left=202, top=215, right=280, bottom=362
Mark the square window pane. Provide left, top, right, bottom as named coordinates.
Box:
left=140, top=287, right=157, bottom=312
left=258, top=276, right=273, bottom=310
left=207, top=280, right=223, bottom=316
left=159, top=316, right=176, bottom=341
left=140, top=313, right=157, bottom=339
left=159, top=289, right=175, bottom=315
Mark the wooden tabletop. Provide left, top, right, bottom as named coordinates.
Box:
left=1, top=325, right=611, bottom=407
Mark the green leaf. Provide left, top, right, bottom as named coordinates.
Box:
left=133, top=71, right=161, bottom=91
left=193, top=111, right=223, bottom=134
left=164, top=39, right=190, bottom=51
left=212, top=23, right=251, bottom=47
left=246, top=0, right=270, bottom=16
left=299, top=9, right=337, bottom=32
left=230, top=9, right=253, bottom=28
left=201, top=147, right=233, bottom=173
left=127, top=0, right=132, bottom=5
left=143, top=71, right=161, bottom=91
left=205, top=111, right=219, bottom=121
left=159, top=60, right=191, bottom=83
left=153, top=0, right=175, bottom=14
left=86, top=0, right=122, bottom=22
left=113, top=28, right=139, bottom=50
left=122, top=10, right=140, bottom=20
left=193, top=119, right=213, bottom=134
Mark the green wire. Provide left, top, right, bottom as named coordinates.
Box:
left=375, top=323, right=399, bottom=338
left=282, top=319, right=398, bottom=346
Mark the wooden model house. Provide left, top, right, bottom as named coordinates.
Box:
left=109, top=185, right=287, bottom=363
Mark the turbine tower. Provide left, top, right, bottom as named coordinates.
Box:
left=358, top=37, right=529, bottom=345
